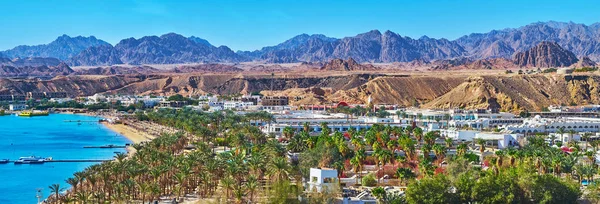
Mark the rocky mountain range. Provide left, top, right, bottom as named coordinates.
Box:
left=68, top=33, right=243, bottom=66
left=3, top=21, right=600, bottom=66
left=1, top=35, right=110, bottom=60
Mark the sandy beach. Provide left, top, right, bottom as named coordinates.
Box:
left=102, top=122, right=155, bottom=144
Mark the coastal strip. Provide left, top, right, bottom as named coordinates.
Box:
left=101, top=122, right=155, bottom=144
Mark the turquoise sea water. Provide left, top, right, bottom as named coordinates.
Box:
left=0, top=114, right=131, bottom=204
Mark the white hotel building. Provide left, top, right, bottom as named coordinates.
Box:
left=505, top=116, right=600, bottom=134
left=255, top=111, right=401, bottom=134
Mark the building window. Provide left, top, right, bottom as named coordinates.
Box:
left=323, top=177, right=336, bottom=183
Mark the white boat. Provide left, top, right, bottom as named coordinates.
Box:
left=14, top=156, right=45, bottom=164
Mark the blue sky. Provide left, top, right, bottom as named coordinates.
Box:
left=1, top=0, right=599, bottom=51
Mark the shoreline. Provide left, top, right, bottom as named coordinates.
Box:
left=101, top=121, right=155, bottom=144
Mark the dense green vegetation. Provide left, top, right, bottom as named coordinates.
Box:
left=574, top=67, right=598, bottom=72
left=47, top=108, right=600, bottom=203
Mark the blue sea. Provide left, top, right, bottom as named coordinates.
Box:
left=0, top=114, right=131, bottom=204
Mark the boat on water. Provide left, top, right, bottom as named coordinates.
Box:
left=18, top=110, right=49, bottom=117
left=83, top=144, right=126, bottom=148
left=0, top=159, right=9, bottom=164
left=14, top=156, right=46, bottom=164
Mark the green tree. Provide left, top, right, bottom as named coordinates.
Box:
left=405, top=174, right=456, bottom=204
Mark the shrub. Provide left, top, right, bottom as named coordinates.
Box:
left=362, top=173, right=377, bottom=187
left=542, top=68, right=557, bottom=73
left=574, top=67, right=598, bottom=72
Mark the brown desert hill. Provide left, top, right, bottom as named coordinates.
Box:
left=320, top=58, right=381, bottom=71
left=333, top=75, right=467, bottom=105
left=6, top=72, right=600, bottom=113
left=422, top=74, right=600, bottom=112
left=514, top=41, right=579, bottom=68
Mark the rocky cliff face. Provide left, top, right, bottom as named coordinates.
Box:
left=514, top=41, right=579, bottom=68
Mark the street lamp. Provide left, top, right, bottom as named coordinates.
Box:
left=36, top=188, right=43, bottom=204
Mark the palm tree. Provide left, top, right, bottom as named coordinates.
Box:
left=245, top=175, right=258, bottom=202
left=303, top=122, right=310, bottom=133
left=585, top=150, right=596, bottom=165
left=444, top=137, right=453, bottom=148
left=568, top=129, right=577, bottom=143
left=495, top=150, right=504, bottom=169
left=583, top=132, right=592, bottom=150
left=65, top=177, right=79, bottom=194
left=423, top=131, right=437, bottom=145
left=221, top=176, right=235, bottom=200
left=350, top=153, right=364, bottom=184
left=378, top=149, right=393, bottom=167
left=549, top=134, right=557, bottom=146
left=395, top=167, right=416, bottom=186
left=476, top=138, right=486, bottom=162
left=457, top=143, right=468, bottom=157
left=267, top=157, right=290, bottom=182
left=432, top=144, right=447, bottom=163
left=49, top=183, right=64, bottom=203
left=413, top=127, right=423, bottom=144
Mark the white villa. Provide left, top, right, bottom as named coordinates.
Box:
left=307, top=168, right=338, bottom=193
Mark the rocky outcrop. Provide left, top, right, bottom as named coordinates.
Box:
left=513, top=41, right=579, bottom=68
left=320, top=58, right=380, bottom=71
left=572, top=56, right=597, bottom=68
left=430, top=58, right=516, bottom=70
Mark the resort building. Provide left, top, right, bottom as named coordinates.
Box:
left=505, top=116, right=600, bottom=134
left=474, top=132, right=522, bottom=149
left=9, top=104, right=27, bottom=111
left=442, top=128, right=479, bottom=141
left=308, top=168, right=338, bottom=193
left=158, top=101, right=188, bottom=108
left=261, top=96, right=289, bottom=106
left=87, top=94, right=107, bottom=104
left=258, top=111, right=403, bottom=134
left=223, top=101, right=255, bottom=110
left=449, top=118, right=524, bottom=130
